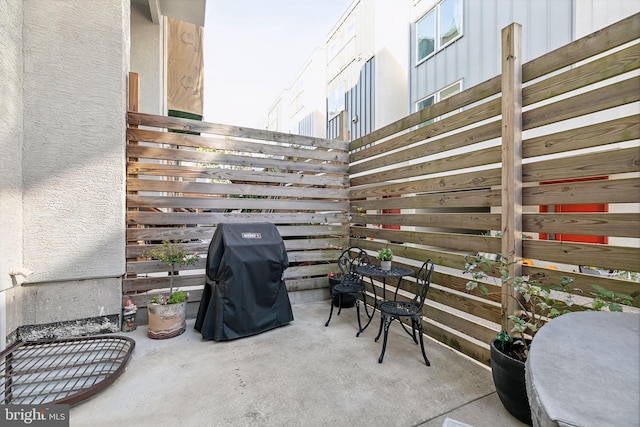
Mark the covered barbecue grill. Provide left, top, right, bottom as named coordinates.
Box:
left=195, top=222, right=294, bottom=340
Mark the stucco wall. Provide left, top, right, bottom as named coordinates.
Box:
left=0, top=0, right=24, bottom=350
left=22, top=0, right=129, bottom=282
left=0, top=0, right=131, bottom=343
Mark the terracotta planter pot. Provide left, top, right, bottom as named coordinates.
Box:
left=147, top=301, right=187, bottom=339
left=490, top=338, right=532, bottom=425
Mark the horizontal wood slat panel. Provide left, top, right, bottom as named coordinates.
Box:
left=424, top=319, right=490, bottom=365
left=523, top=77, right=640, bottom=131
left=127, top=128, right=348, bottom=163
left=350, top=145, right=501, bottom=187
left=126, top=238, right=346, bottom=258
left=521, top=13, right=639, bottom=83
left=523, top=177, right=640, bottom=206
left=123, top=274, right=206, bottom=293
left=524, top=265, right=640, bottom=308
left=127, top=260, right=205, bottom=275
left=352, top=188, right=500, bottom=211
left=350, top=226, right=502, bottom=254
left=127, top=195, right=349, bottom=211
left=127, top=211, right=349, bottom=226
left=350, top=76, right=501, bottom=151
left=523, top=44, right=640, bottom=107
left=355, top=213, right=501, bottom=231
left=350, top=169, right=502, bottom=199
left=523, top=213, right=640, bottom=238
left=127, top=178, right=350, bottom=199
left=127, top=162, right=348, bottom=187
left=350, top=98, right=501, bottom=163
left=285, top=250, right=342, bottom=263
left=128, top=112, right=347, bottom=151
left=523, top=147, right=640, bottom=183
left=523, top=240, right=640, bottom=273
left=428, top=286, right=501, bottom=325
left=127, top=145, right=346, bottom=175
left=126, top=225, right=348, bottom=241
left=524, top=115, right=639, bottom=158
left=350, top=122, right=502, bottom=176
left=425, top=302, right=500, bottom=348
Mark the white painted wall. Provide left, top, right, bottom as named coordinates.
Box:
left=0, top=0, right=130, bottom=346
left=0, top=0, right=24, bottom=351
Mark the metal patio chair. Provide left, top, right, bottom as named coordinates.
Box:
left=324, top=247, right=372, bottom=335
left=375, top=258, right=434, bottom=365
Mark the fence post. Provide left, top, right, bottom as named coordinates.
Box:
left=338, top=110, right=350, bottom=142
left=127, top=72, right=141, bottom=282
left=501, top=23, right=523, bottom=330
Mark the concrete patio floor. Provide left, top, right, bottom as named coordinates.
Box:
left=70, top=301, right=528, bottom=427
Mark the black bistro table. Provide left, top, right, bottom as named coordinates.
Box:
left=356, top=264, right=414, bottom=336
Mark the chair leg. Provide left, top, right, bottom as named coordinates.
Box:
left=355, top=298, right=364, bottom=337
left=378, top=315, right=393, bottom=363
left=325, top=297, right=335, bottom=327
left=337, top=294, right=343, bottom=316
left=417, top=322, right=431, bottom=366
left=375, top=312, right=384, bottom=342
left=411, top=318, right=419, bottom=344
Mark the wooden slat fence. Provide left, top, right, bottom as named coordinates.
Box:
left=125, top=14, right=639, bottom=365
left=348, top=14, right=640, bottom=364
left=125, top=110, right=350, bottom=308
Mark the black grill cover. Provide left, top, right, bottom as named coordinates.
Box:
left=194, top=223, right=293, bottom=341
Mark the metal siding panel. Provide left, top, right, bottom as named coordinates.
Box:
left=527, top=0, right=548, bottom=61
left=351, top=84, right=357, bottom=139
left=370, top=57, right=375, bottom=134
left=547, top=0, right=573, bottom=52
left=478, top=0, right=499, bottom=86
left=361, top=62, right=367, bottom=137
left=366, top=57, right=376, bottom=133
left=409, top=0, right=574, bottom=113
left=361, top=65, right=365, bottom=139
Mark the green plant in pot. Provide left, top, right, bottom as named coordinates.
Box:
left=463, top=253, right=633, bottom=425
left=377, top=248, right=393, bottom=271
left=146, top=240, right=200, bottom=339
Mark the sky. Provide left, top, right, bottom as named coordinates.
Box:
left=203, top=0, right=352, bottom=129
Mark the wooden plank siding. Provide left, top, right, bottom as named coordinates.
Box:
left=347, top=14, right=640, bottom=365
left=125, top=113, right=350, bottom=309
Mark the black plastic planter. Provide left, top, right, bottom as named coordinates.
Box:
left=490, top=338, right=532, bottom=425
left=329, top=277, right=356, bottom=308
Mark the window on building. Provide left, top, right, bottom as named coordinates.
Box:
left=417, top=10, right=436, bottom=61
left=416, top=80, right=462, bottom=126
left=327, top=83, right=345, bottom=119
left=416, top=0, right=462, bottom=63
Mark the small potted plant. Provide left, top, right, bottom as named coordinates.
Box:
left=377, top=248, right=393, bottom=271
left=146, top=240, right=200, bottom=339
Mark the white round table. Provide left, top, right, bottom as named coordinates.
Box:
left=525, top=311, right=640, bottom=427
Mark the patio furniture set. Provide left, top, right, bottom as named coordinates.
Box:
left=325, top=247, right=434, bottom=366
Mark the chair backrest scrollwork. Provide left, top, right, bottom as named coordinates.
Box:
left=337, top=247, right=371, bottom=283
left=412, top=259, right=434, bottom=309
